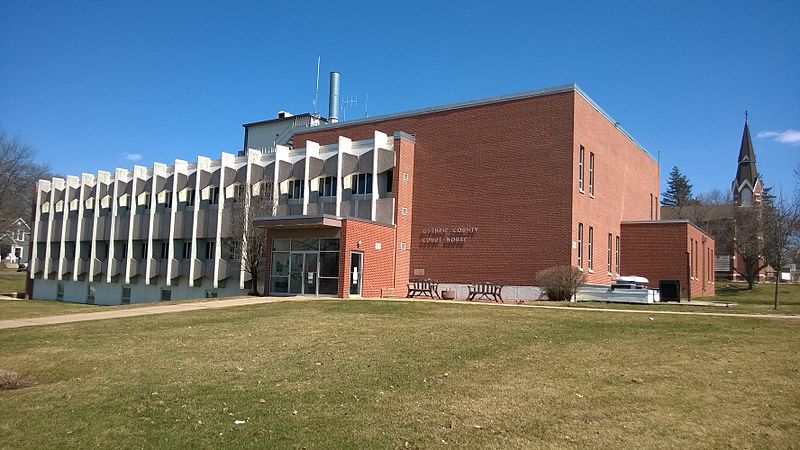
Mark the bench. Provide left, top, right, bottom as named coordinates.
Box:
left=407, top=279, right=440, bottom=299
left=467, top=282, right=503, bottom=302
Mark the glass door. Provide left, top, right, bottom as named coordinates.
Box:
left=350, top=252, right=363, bottom=297
left=303, top=253, right=318, bottom=295
left=289, top=252, right=319, bottom=296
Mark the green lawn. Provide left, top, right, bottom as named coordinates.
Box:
left=0, top=268, right=26, bottom=294
left=1, top=300, right=798, bottom=448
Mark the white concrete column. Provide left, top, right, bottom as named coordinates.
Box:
left=239, top=150, right=259, bottom=290
left=43, top=177, right=63, bottom=279
left=107, top=169, right=129, bottom=283
left=336, top=136, right=351, bottom=217
left=189, top=157, right=210, bottom=287
left=303, top=141, right=319, bottom=216
left=88, top=171, right=110, bottom=281
left=371, top=131, right=387, bottom=221
left=146, top=163, right=167, bottom=284
left=214, top=152, right=235, bottom=289
left=273, top=145, right=289, bottom=215
left=125, top=165, right=146, bottom=284
left=30, top=179, right=49, bottom=280
left=58, top=176, right=79, bottom=280
left=166, top=160, right=187, bottom=287
left=72, top=174, right=93, bottom=281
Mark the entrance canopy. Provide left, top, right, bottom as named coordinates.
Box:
left=253, top=214, right=343, bottom=230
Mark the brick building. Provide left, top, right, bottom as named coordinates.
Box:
left=28, top=83, right=711, bottom=304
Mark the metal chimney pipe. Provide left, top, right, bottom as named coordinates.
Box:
left=328, top=71, right=340, bottom=123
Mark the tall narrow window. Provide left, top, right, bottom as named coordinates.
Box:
left=205, top=241, right=215, bottom=260
left=140, top=242, right=148, bottom=259
left=287, top=180, right=304, bottom=199
left=233, top=184, right=245, bottom=202
left=650, top=194, right=654, bottom=220
left=208, top=186, right=220, bottom=205
left=161, top=242, right=169, bottom=259
left=185, top=188, right=195, bottom=207
left=318, top=176, right=337, bottom=197
left=607, top=233, right=612, bottom=274
left=589, top=152, right=595, bottom=196
left=578, top=146, right=585, bottom=192
left=615, top=235, right=620, bottom=274
left=183, top=241, right=192, bottom=260
left=588, top=227, right=594, bottom=271
left=352, top=173, right=373, bottom=195
left=577, top=223, right=584, bottom=268
left=386, top=170, right=394, bottom=193
left=689, top=238, right=694, bottom=279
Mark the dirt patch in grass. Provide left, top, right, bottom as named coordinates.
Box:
left=0, top=369, right=35, bottom=391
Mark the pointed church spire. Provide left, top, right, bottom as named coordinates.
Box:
left=736, top=117, right=758, bottom=183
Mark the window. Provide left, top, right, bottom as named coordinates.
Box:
left=140, top=242, right=148, bottom=259
left=140, top=193, right=151, bottom=209
left=15, top=230, right=24, bottom=240
left=352, top=173, right=373, bottom=195
left=56, top=282, right=64, bottom=300
left=122, top=287, right=131, bottom=305
left=577, top=223, right=584, bottom=268
left=160, top=289, right=172, bottom=301
left=160, top=242, right=169, bottom=259
left=386, top=170, right=393, bottom=193
left=182, top=241, right=192, bottom=260
left=607, top=233, right=612, bottom=274
left=318, top=176, right=337, bottom=197
left=578, top=146, right=585, bottom=192
left=164, top=191, right=173, bottom=209
left=615, top=236, right=620, bottom=274
left=401, top=207, right=408, bottom=216
left=287, top=179, right=304, bottom=199
left=650, top=194, right=654, bottom=220
left=208, top=186, right=219, bottom=205
left=87, top=285, right=96, bottom=303
left=85, top=198, right=94, bottom=210
left=121, top=242, right=128, bottom=258
left=589, top=152, right=595, bottom=196
left=233, top=184, right=245, bottom=202
left=690, top=238, right=694, bottom=279
left=185, top=188, right=195, bottom=207
left=400, top=242, right=407, bottom=250
left=205, top=241, right=215, bottom=260
left=588, top=226, right=594, bottom=271
left=205, top=290, right=218, bottom=298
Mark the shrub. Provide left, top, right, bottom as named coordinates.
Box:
left=536, top=266, right=586, bottom=301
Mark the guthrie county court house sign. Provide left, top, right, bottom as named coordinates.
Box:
left=420, top=226, right=478, bottom=245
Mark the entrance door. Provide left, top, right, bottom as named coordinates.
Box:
left=289, top=252, right=318, bottom=295
left=350, top=252, right=363, bottom=297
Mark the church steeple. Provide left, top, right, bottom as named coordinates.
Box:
left=732, top=114, right=762, bottom=206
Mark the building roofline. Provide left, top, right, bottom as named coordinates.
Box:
left=621, top=219, right=713, bottom=237
left=242, top=112, right=323, bottom=128
left=290, top=83, right=656, bottom=162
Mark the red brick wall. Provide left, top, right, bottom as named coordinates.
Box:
left=572, top=92, right=661, bottom=285
left=295, top=91, right=576, bottom=286
left=339, top=219, right=397, bottom=298
left=620, top=222, right=715, bottom=298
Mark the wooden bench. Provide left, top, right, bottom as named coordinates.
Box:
left=406, top=279, right=440, bottom=299
left=467, top=282, right=503, bottom=302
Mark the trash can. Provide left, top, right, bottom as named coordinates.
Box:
left=659, top=280, right=681, bottom=302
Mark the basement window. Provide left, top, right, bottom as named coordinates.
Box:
left=160, top=289, right=172, bottom=302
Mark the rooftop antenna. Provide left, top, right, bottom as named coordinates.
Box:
left=745, top=110, right=748, bottom=123
left=312, top=57, right=321, bottom=114
left=364, top=93, right=369, bottom=118
left=341, top=96, right=357, bottom=121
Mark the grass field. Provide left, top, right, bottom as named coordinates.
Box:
left=0, top=268, right=26, bottom=294
left=1, top=300, right=798, bottom=448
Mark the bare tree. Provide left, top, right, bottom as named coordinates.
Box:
left=729, top=206, right=767, bottom=290
left=223, top=181, right=274, bottom=295
left=0, top=132, right=51, bottom=225
left=763, top=176, right=800, bottom=309
left=696, top=188, right=732, bottom=206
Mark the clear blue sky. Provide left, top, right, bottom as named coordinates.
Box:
left=2, top=0, right=798, bottom=196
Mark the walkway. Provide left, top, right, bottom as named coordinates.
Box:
left=0, top=296, right=293, bottom=330
left=1, top=296, right=797, bottom=330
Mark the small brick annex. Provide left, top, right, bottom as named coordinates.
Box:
left=621, top=220, right=716, bottom=298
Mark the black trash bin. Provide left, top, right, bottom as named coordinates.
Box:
left=659, top=280, right=681, bottom=302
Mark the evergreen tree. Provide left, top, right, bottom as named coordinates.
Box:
left=661, top=166, right=696, bottom=206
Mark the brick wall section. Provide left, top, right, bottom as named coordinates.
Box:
left=620, top=221, right=715, bottom=298
left=338, top=219, right=396, bottom=298
left=572, top=92, right=661, bottom=285
left=295, top=91, right=576, bottom=286
left=391, top=135, right=415, bottom=296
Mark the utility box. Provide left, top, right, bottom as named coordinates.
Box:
left=659, top=280, right=681, bottom=302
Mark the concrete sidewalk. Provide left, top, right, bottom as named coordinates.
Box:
left=0, top=296, right=294, bottom=330
left=2, top=296, right=798, bottom=331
